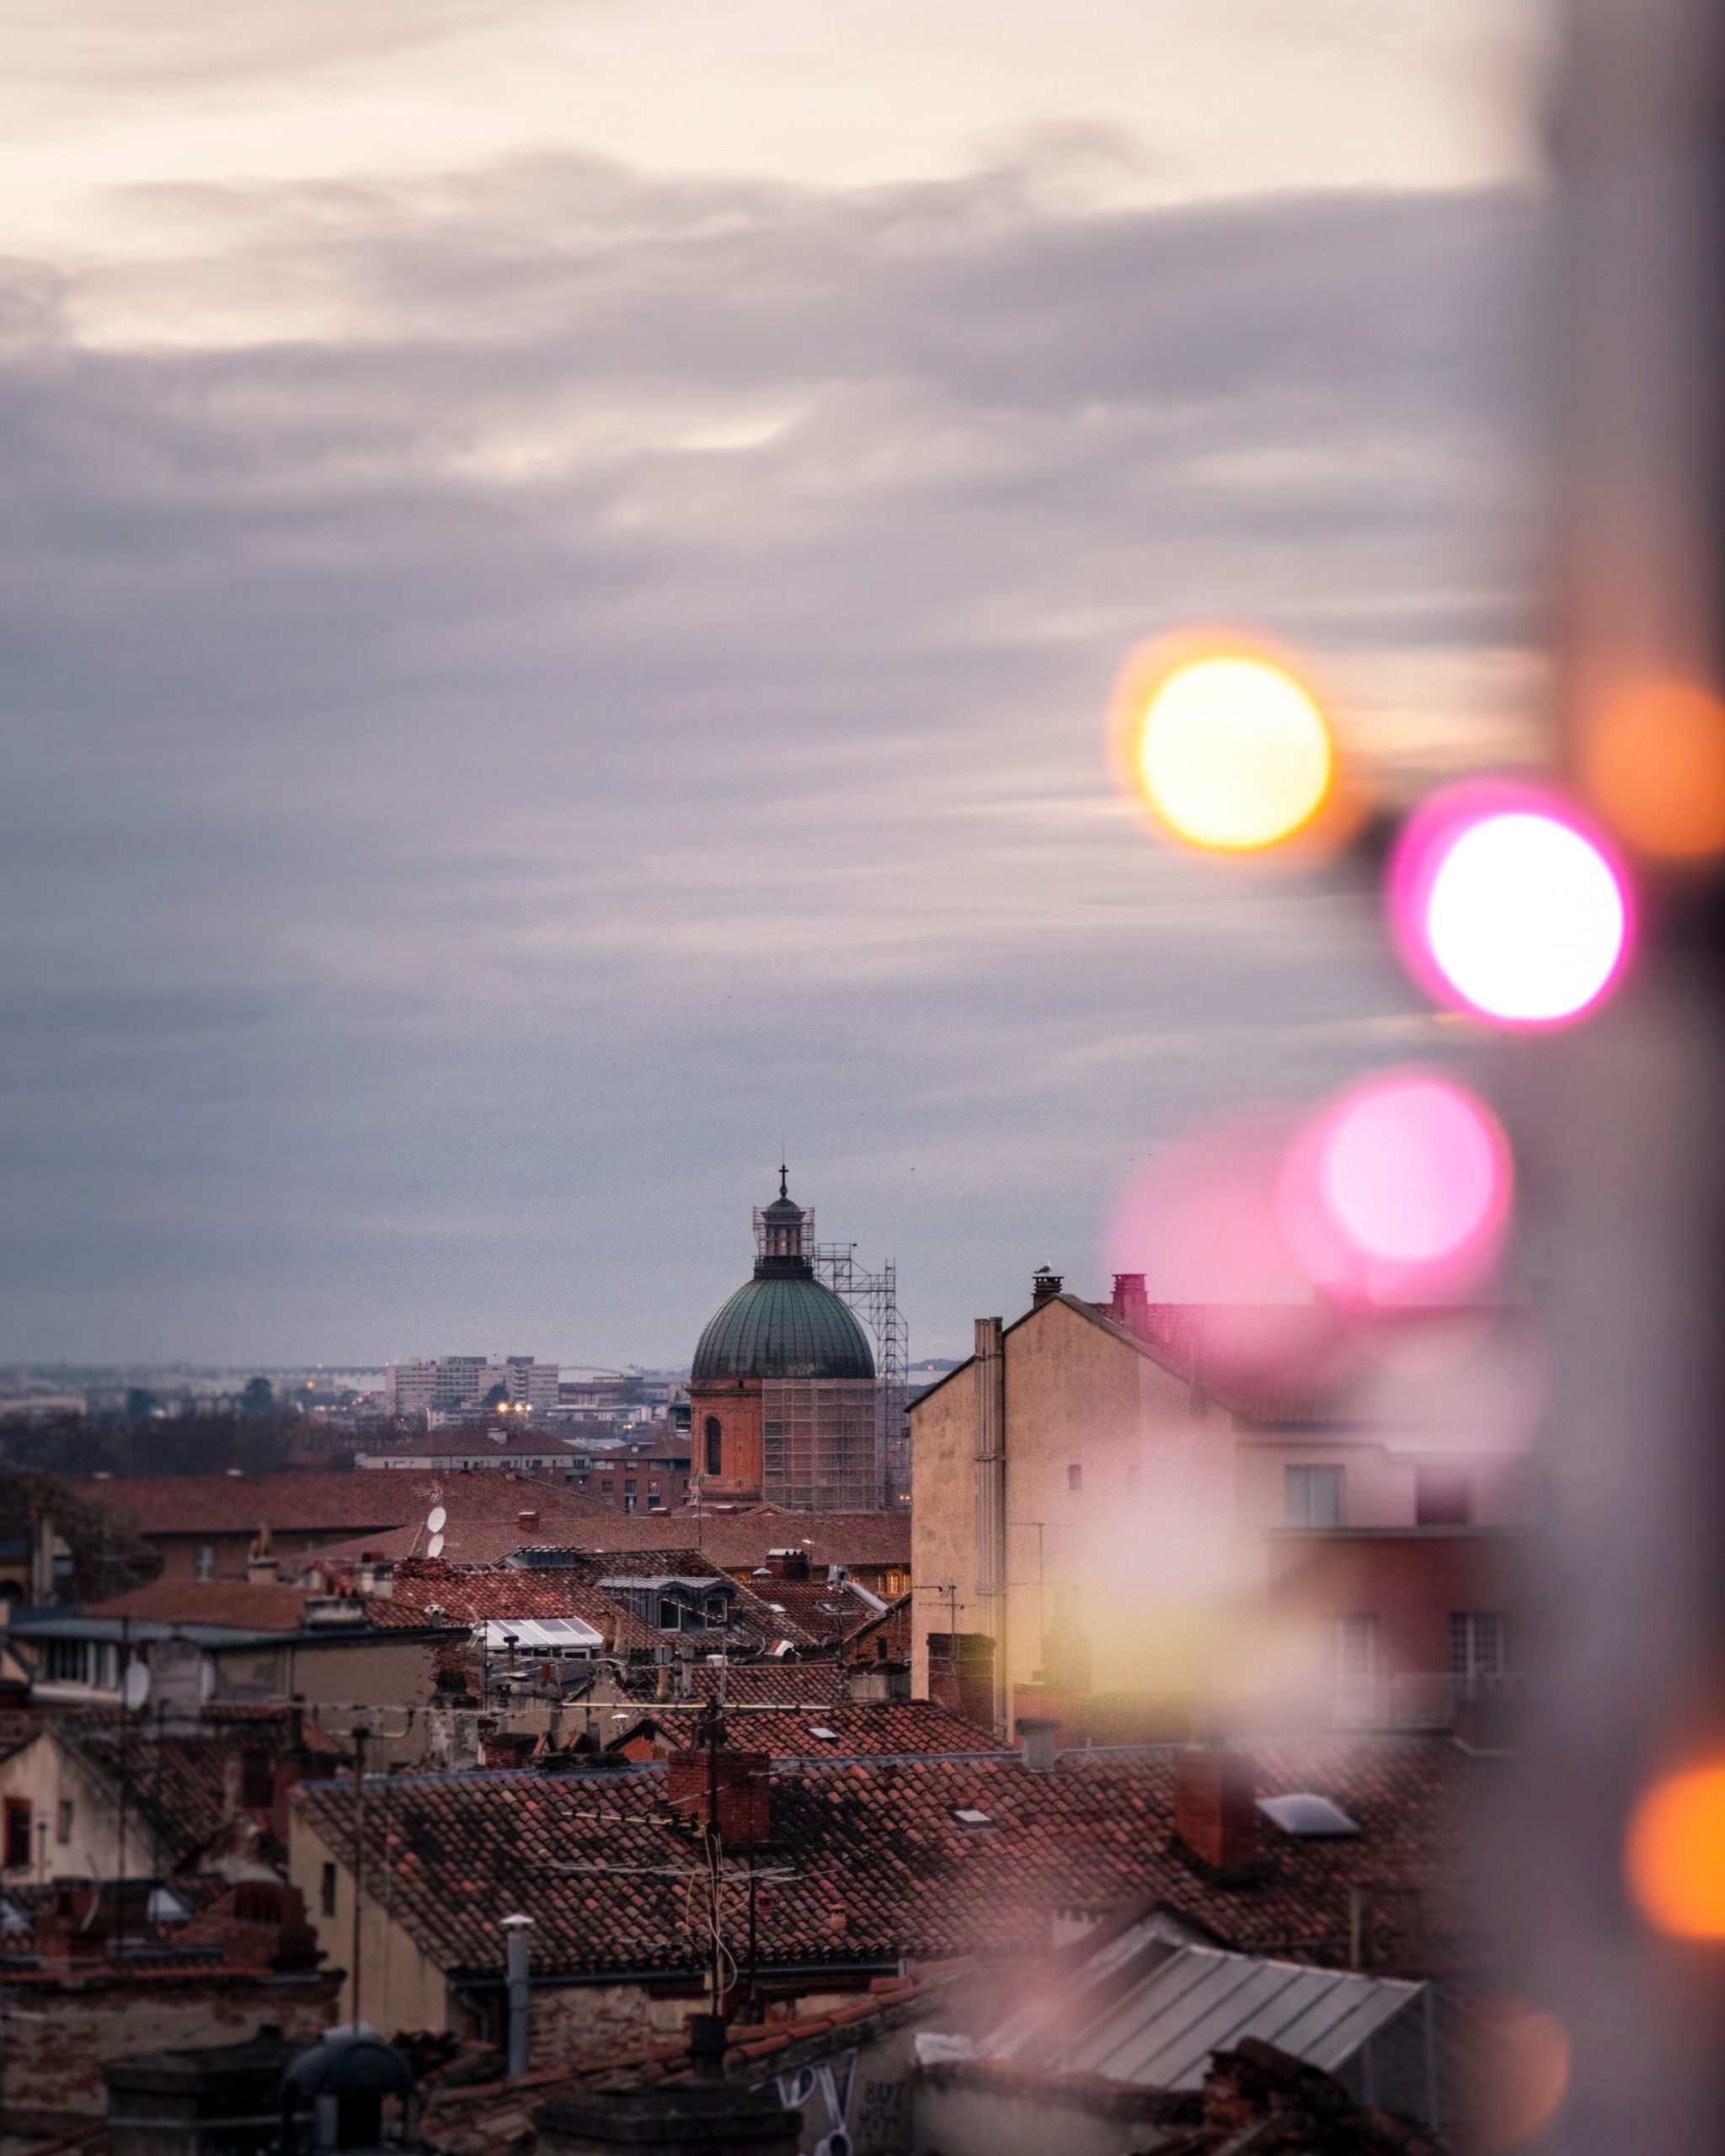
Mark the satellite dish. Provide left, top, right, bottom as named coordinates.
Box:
left=426, top=1507, right=447, bottom=1534
left=122, top=1662, right=151, bottom=1712
left=427, top=1533, right=445, bottom=1558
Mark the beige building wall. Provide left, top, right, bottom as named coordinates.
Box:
left=911, top=1291, right=1544, bottom=1729
left=909, top=1358, right=981, bottom=1703
left=912, top=1297, right=1270, bottom=1720
left=289, top=1809, right=448, bottom=2032
left=1001, top=1298, right=1230, bottom=1705
left=288, top=1637, right=445, bottom=1714
left=0, top=1730, right=174, bottom=1887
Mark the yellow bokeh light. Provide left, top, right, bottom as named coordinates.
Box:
left=1626, top=1761, right=1725, bottom=1936
left=1131, top=654, right=1333, bottom=851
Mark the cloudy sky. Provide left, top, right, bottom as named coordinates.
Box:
left=0, top=0, right=1556, bottom=1369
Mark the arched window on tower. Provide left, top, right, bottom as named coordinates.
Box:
left=705, top=1415, right=723, bottom=1476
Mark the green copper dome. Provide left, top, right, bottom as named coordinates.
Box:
left=692, top=1273, right=876, bottom=1383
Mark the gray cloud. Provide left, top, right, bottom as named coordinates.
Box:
left=0, top=147, right=1547, bottom=1363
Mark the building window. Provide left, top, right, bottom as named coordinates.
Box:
left=3, top=1801, right=30, bottom=1871
left=321, top=1862, right=337, bottom=1918
left=195, top=1543, right=216, bottom=1582
left=1066, top=1464, right=1082, bottom=1493
left=1416, top=1468, right=1473, bottom=1527
left=1450, top=1612, right=1507, bottom=1692
left=1285, top=1465, right=1344, bottom=1529
left=704, top=1416, right=723, bottom=1476
left=43, top=1639, right=117, bottom=1689
left=648, top=1495, right=663, bottom=1511
left=601, top=1481, right=614, bottom=1494
left=1336, top=1613, right=1378, bottom=1684
left=241, top=1750, right=275, bottom=1810
left=56, top=1799, right=72, bottom=1846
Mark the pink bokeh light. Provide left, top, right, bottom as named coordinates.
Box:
left=1388, top=780, right=1632, bottom=1026
left=1279, top=1071, right=1512, bottom=1304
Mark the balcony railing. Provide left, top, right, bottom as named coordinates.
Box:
left=1332, top=1669, right=1528, bottom=1733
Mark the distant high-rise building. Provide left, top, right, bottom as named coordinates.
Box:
left=382, top=1355, right=559, bottom=1418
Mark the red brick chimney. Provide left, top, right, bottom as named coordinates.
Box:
left=1173, top=1742, right=1258, bottom=1870
left=1110, top=1273, right=1149, bottom=1332
left=35, top=1885, right=109, bottom=1968
left=666, top=1750, right=772, bottom=1848
left=766, top=1549, right=811, bottom=1581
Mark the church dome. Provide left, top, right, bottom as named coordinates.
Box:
left=692, top=1169, right=876, bottom=1383
left=692, top=1273, right=876, bottom=1383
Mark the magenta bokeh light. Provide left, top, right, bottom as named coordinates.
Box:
left=1388, top=779, right=1632, bottom=1026
left=1279, top=1071, right=1512, bottom=1304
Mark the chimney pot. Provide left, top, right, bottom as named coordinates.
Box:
left=1110, top=1273, right=1149, bottom=1331
left=1017, top=1716, right=1060, bottom=1774
left=1031, top=1268, right=1063, bottom=1307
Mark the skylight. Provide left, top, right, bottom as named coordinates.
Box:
left=807, top=1726, right=839, bottom=1741
left=1257, top=1793, right=1361, bottom=1837
left=953, top=1807, right=993, bottom=1827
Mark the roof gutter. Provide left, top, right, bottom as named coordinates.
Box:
left=449, top=1955, right=903, bottom=1992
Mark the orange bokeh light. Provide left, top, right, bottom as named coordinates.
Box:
left=1585, top=679, right=1725, bottom=860
left=1625, top=1760, right=1725, bottom=1936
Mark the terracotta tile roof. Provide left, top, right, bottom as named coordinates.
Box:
left=610, top=1701, right=1010, bottom=1760
left=355, top=1433, right=583, bottom=1461
left=296, top=1507, right=909, bottom=1577
left=740, top=1577, right=883, bottom=1646
left=571, top=1511, right=911, bottom=1572
left=83, top=1581, right=321, bottom=1631
left=368, top=1566, right=665, bottom=1656
left=688, top=1662, right=850, bottom=1706
left=75, top=1472, right=610, bottom=1543
left=844, top=1593, right=911, bottom=1665
left=299, top=1550, right=823, bottom=1660
left=295, top=1736, right=1493, bottom=1984
left=58, top=1727, right=260, bottom=1865
left=494, top=1550, right=824, bottom=1653
left=82, top=1581, right=439, bottom=1635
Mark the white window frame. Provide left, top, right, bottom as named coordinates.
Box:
left=1450, top=1611, right=1507, bottom=1692
left=1285, top=1464, right=1344, bottom=1529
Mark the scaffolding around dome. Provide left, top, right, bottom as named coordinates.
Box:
left=812, top=1242, right=911, bottom=1509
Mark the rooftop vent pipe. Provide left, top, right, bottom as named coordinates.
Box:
left=500, top=1913, right=533, bottom=2077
